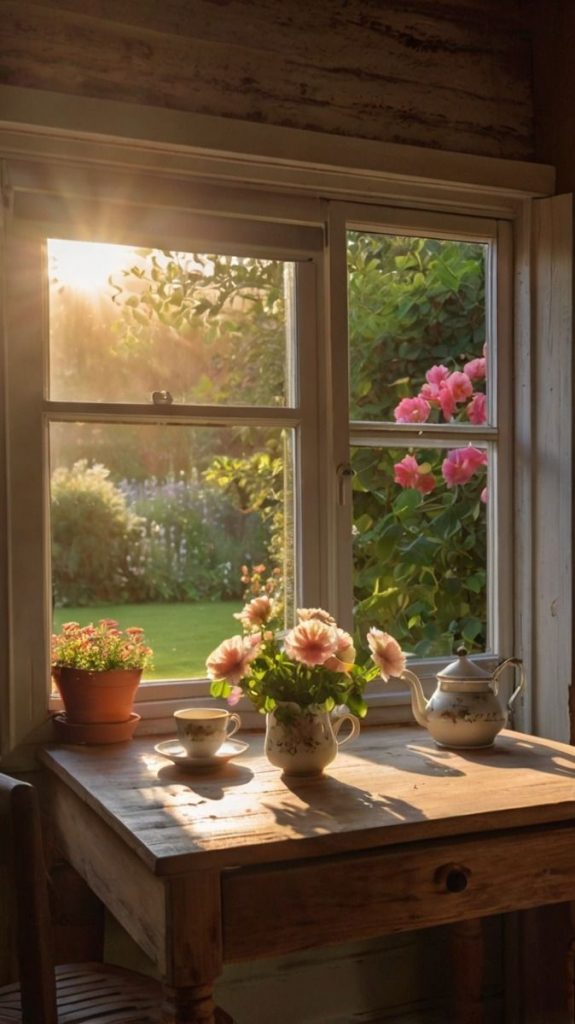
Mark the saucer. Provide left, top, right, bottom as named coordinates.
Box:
left=154, top=737, right=249, bottom=770
left=53, top=712, right=141, bottom=745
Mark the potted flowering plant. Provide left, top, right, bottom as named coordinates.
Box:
left=207, top=599, right=373, bottom=775
left=51, top=619, right=153, bottom=726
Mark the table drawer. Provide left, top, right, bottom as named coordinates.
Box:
left=222, top=823, right=575, bottom=961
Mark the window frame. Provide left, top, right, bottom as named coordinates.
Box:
left=0, top=93, right=568, bottom=757
left=326, top=203, right=514, bottom=699
left=6, top=209, right=328, bottom=732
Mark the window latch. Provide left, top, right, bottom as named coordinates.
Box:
left=152, top=390, right=173, bottom=405
left=336, top=463, right=354, bottom=506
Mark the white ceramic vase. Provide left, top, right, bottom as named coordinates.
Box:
left=264, top=702, right=360, bottom=776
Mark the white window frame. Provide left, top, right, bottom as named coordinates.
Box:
left=326, top=204, right=514, bottom=711
left=0, top=86, right=569, bottom=759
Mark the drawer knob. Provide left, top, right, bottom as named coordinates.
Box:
left=436, top=864, right=470, bottom=893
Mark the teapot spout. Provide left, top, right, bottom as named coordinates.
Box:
left=401, top=668, right=429, bottom=729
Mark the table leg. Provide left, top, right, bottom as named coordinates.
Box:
left=162, top=874, right=227, bottom=1024
left=451, top=918, right=484, bottom=1024
left=162, top=982, right=216, bottom=1023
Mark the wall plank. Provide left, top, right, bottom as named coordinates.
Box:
left=0, top=0, right=533, bottom=159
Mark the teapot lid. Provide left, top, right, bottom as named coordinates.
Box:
left=437, top=647, right=492, bottom=682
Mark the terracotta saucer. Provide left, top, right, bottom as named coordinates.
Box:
left=52, top=712, right=141, bottom=745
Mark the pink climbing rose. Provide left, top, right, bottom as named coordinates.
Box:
left=442, top=447, right=487, bottom=487
left=437, top=384, right=457, bottom=421
left=464, top=357, right=486, bottom=380
left=420, top=364, right=451, bottom=401
left=394, top=454, right=436, bottom=494
left=445, top=371, right=473, bottom=404
left=394, top=396, right=431, bottom=423
left=467, top=392, right=487, bottom=425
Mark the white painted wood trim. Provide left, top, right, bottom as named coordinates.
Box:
left=325, top=204, right=353, bottom=627
left=0, top=85, right=555, bottom=211
left=513, top=201, right=535, bottom=736
left=492, top=221, right=514, bottom=661
left=527, top=195, right=573, bottom=742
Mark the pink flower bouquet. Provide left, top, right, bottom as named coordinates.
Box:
left=206, top=599, right=408, bottom=719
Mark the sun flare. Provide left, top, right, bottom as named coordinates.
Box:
left=48, top=239, right=135, bottom=294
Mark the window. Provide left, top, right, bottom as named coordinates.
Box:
left=344, top=213, right=511, bottom=668
left=0, top=113, right=569, bottom=754
left=46, top=234, right=316, bottom=683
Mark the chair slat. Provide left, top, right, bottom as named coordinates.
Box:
left=0, top=774, right=236, bottom=1024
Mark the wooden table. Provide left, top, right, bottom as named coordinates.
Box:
left=38, top=726, right=575, bottom=1023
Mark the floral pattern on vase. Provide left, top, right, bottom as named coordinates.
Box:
left=264, top=702, right=360, bottom=776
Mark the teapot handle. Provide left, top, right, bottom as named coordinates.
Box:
left=493, top=657, right=526, bottom=711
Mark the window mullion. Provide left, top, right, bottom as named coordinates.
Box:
left=324, top=205, right=354, bottom=630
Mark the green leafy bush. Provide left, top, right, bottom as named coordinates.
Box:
left=122, top=477, right=269, bottom=603
left=51, top=461, right=144, bottom=606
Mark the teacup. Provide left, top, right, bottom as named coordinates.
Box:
left=174, top=708, right=241, bottom=759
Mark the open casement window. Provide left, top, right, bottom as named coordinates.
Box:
left=1, top=144, right=571, bottom=752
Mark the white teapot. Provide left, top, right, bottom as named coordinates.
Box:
left=402, top=647, right=525, bottom=749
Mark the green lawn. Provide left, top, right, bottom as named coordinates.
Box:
left=52, top=601, right=242, bottom=679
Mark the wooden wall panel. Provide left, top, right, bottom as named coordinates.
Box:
left=0, top=0, right=534, bottom=159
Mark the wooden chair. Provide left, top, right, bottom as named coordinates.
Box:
left=0, top=772, right=233, bottom=1024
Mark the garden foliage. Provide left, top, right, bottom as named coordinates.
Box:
left=51, top=234, right=489, bottom=657
left=51, top=461, right=143, bottom=606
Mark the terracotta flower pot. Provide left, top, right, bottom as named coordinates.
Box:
left=52, top=667, right=142, bottom=724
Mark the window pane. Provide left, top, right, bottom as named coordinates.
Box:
left=347, top=232, right=488, bottom=424
left=50, top=422, right=294, bottom=680
left=48, top=240, right=296, bottom=407
left=351, top=445, right=488, bottom=659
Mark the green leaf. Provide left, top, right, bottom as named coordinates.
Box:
left=392, top=489, right=422, bottom=515
left=461, top=617, right=484, bottom=643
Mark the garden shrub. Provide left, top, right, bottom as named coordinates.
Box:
left=51, top=461, right=144, bottom=606
left=122, top=476, right=269, bottom=603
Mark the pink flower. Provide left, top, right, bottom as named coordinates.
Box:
left=284, top=619, right=338, bottom=667
left=445, top=371, right=473, bottom=404
left=394, top=396, right=431, bottom=423
left=467, top=392, right=487, bottom=425
left=234, top=595, right=274, bottom=630
left=325, top=628, right=356, bottom=673
left=206, top=634, right=261, bottom=686
left=442, top=447, right=487, bottom=487
left=437, top=384, right=456, bottom=421
left=367, top=629, right=406, bottom=682
left=394, top=454, right=436, bottom=495
left=481, top=487, right=488, bottom=504
left=296, top=607, right=336, bottom=626
left=420, top=365, right=451, bottom=403
left=464, top=357, right=486, bottom=381
left=426, top=364, right=451, bottom=387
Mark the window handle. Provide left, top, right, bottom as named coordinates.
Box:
left=337, top=463, right=354, bottom=506
left=152, top=391, right=173, bottom=405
